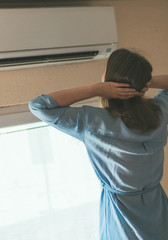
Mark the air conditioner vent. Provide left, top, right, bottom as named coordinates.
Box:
left=0, top=51, right=99, bottom=68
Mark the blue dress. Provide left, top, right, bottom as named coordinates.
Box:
left=29, top=90, right=168, bottom=240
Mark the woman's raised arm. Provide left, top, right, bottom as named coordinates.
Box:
left=148, top=75, right=168, bottom=89
left=48, top=82, right=143, bottom=107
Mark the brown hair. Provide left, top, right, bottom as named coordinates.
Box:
left=100, top=49, right=162, bottom=132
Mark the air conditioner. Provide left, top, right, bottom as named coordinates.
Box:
left=0, top=6, right=118, bottom=70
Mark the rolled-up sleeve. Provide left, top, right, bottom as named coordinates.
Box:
left=28, top=94, right=86, bottom=141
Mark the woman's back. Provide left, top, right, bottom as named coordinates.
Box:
left=83, top=105, right=166, bottom=191
left=85, top=90, right=168, bottom=239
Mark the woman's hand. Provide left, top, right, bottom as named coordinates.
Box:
left=95, top=82, right=148, bottom=99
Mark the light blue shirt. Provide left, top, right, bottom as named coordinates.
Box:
left=29, top=90, right=168, bottom=240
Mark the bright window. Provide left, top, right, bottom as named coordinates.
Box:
left=0, top=122, right=100, bottom=240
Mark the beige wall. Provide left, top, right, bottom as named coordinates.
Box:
left=0, top=0, right=168, bottom=193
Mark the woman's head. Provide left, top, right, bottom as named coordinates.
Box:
left=104, top=48, right=152, bottom=92
left=101, top=48, right=162, bottom=132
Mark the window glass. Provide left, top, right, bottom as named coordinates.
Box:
left=0, top=122, right=100, bottom=240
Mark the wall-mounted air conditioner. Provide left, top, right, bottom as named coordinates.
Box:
left=0, top=6, right=118, bottom=70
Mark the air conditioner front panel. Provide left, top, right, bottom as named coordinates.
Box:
left=0, top=7, right=118, bottom=53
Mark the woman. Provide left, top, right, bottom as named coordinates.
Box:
left=29, top=49, right=168, bottom=240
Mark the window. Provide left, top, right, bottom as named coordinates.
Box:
left=0, top=122, right=100, bottom=240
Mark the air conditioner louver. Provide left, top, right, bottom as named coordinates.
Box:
left=0, top=51, right=99, bottom=68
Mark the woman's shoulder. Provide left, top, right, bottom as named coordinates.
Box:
left=153, top=89, right=168, bottom=101
left=83, top=104, right=114, bottom=123
left=82, top=105, right=122, bottom=134
left=153, top=90, right=168, bottom=109
left=83, top=105, right=113, bottom=118
left=153, top=90, right=168, bottom=122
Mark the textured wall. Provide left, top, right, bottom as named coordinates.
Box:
left=0, top=0, right=168, bottom=106
left=0, top=60, right=106, bottom=106
left=0, top=0, right=168, bottom=193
